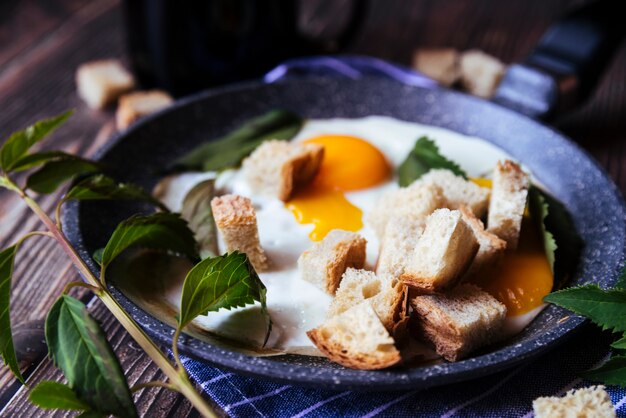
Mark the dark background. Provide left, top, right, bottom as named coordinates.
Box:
left=0, top=0, right=624, bottom=416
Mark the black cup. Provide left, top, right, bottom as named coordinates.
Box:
left=123, top=0, right=366, bottom=96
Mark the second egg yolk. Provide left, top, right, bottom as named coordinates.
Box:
left=286, top=135, right=391, bottom=241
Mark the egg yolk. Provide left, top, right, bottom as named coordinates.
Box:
left=467, top=178, right=553, bottom=316
left=286, top=135, right=391, bottom=241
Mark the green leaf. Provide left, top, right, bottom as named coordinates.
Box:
left=178, top=252, right=271, bottom=342
left=1, top=111, right=73, bottom=171
left=612, top=334, right=626, bottom=349
left=0, top=245, right=24, bottom=384
left=528, top=186, right=557, bottom=273
left=544, top=285, right=626, bottom=333
left=397, top=137, right=467, bottom=186
left=92, top=249, right=104, bottom=266
left=101, top=213, right=198, bottom=270
left=64, top=174, right=168, bottom=211
left=29, top=381, right=90, bottom=410
left=583, top=355, right=626, bottom=387
left=26, top=157, right=100, bottom=194
left=45, top=295, right=138, bottom=418
left=8, top=151, right=74, bottom=173
left=530, top=185, right=582, bottom=289
left=181, top=180, right=218, bottom=258
left=174, top=109, right=303, bottom=171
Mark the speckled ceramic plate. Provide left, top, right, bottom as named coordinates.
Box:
left=64, top=78, right=626, bottom=391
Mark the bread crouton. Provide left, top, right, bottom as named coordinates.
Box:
left=76, top=59, right=135, bottom=109
left=487, top=160, right=530, bottom=250
left=412, top=48, right=460, bottom=87
left=307, top=301, right=401, bottom=370
left=533, top=386, right=615, bottom=418
left=418, top=169, right=491, bottom=218
left=459, top=49, right=506, bottom=98
left=328, top=268, right=406, bottom=332
left=459, top=205, right=507, bottom=278
left=116, top=90, right=173, bottom=130
left=367, top=182, right=444, bottom=238
left=376, top=214, right=425, bottom=278
left=210, top=194, right=269, bottom=271
left=401, top=209, right=479, bottom=292
left=411, top=284, right=507, bottom=361
left=243, top=140, right=324, bottom=201
left=298, top=230, right=367, bottom=294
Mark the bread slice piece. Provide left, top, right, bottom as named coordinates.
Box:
left=327, top=268, right=406, bottom=332
left=487, top=160, right=530, bottom=250
left=116, top=90, right=173, bottom=130
left=401, top=209, right=479, bottom=292
left=210, top=194, right=269, bottom=271
left=418, top=169, right=491, bottom=218
left=307, top=301, right=401, bottom=370
left=298, top=230, right=367, bottom=294
left=367, top=182, right=444, bottom=238
left=412, top=48, right=460, bottom=87
left=459, top=205, right=507, bottom=279
left=410, top=284, right=507, bottom=361
left=459, top=49, right=506, bottom=98
left=376, top=214, right=425, bottom=278
left=533, top=385, right=615, bottom=418
left=76, top=59, right=135, bottom=109
left=242, top=140, right=324, bottom=201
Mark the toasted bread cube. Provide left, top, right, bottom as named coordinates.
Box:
left=459, top=49, right=506, bottom=98
left=459, top=205, right=507, bottom=278
left=401, top=209, right=479, bottom=292
left=411, top=284, right=506, bottom=361
left=76, top=59, right=135, bottom=109
left=418, top=169, right=490, bottom=218
left=533, top=386, right=615, bottom=418
left=376, top=214, right=425, bottom=278
left=211, top=194, right=269, bottom=271
left=487, top=160, right=529, bottom=249
left=116, top=90, right=173, bottom=130
left=307, top=301, right=401, bottom=370
left=367, top=182, right=444, bottom=238
left=412, top=48, right=460, bottom=87
left=298, top=230, right=366, bottom=294
left=328, top=268, right=406, bottom=332
left=243, top=140, right=324, bottom=201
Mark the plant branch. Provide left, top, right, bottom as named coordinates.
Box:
left=172, top=327, right=188, bottom=378
left=63, top=281, right=101, bottom=295
left=131, top=381, right=176, bottom=393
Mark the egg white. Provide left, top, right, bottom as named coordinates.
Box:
left=157, top=116, right=544, bottom=352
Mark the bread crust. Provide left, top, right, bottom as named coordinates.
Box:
left=116, top=90, right=173, bottom=130
left=211, top=194, right=269, bottom=271
left=76, top=59, right=135, bottom=109
left=459, top=205, right=507, bottom=279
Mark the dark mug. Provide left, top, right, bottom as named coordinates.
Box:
left=122, top=0, right=366, bottom=96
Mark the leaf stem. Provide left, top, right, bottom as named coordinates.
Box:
left=172, top=327, right=188, bottom=378
left=63, top=281, right=101, bottom=295
left=130, top=381, right=176, bottom=393
left=13, top=183, right=217, bottom=417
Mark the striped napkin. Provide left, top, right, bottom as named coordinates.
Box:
left=180, top=56, right=625, bottom=417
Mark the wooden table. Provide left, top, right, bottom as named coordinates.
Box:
left=0, top=0, right=624, bottom=416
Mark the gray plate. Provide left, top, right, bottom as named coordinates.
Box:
left=63, top=77, right=626, bottom=391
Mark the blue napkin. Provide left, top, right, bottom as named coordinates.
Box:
left=181, top=56, right=625, bottom=417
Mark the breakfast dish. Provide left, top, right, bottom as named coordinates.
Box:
left=147, top=115, right=556, bottom=369
left=65, top=78, right=625, bottom=390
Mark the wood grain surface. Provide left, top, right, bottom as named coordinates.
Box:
left=0, top=0, right=624, bottom=416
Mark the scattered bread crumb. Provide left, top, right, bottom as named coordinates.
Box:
left=307, top=301, right=401, bottom=370
left=411, top=284, right=507, bottom=361
left=298, top=229, right=367, bottom=294
left=459, top=49, right=506, bottom=98
left=459, top=205, right=507, bottom=279
left=328, top=268, right=406, bottom=332
left=76, top=59, right=135, bottom=109
left=401, top=209, right=479, bottom=293
left=243, top=140, right=324, bottom=201
left=533, top=385, right=616, bottom=418
left=116, top=90, right=173, bottom=130
left=211, top=194, right=269, bottom=271
left=487, top=160, right=530, bottom=250
left=412, top=48, right=460, bottom=87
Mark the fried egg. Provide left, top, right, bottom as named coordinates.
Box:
left=155, top=116, right=553, bottom=353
